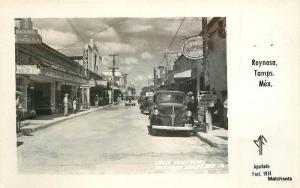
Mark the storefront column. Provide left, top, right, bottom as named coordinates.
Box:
left=86, top=88, right=90, bottom=108
left=50, top=82, right=55, bottom=113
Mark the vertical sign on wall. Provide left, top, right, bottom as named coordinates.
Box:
left=83, top=49, right=88, bottom=76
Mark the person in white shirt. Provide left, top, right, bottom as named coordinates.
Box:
left=63, top=94, right=69, bottom=116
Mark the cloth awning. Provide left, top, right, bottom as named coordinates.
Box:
left=174, top=69, right=191, bottom=78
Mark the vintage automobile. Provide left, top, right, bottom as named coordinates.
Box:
left=140, top=96, right=153, bottom=114
left=147, top=91, right=195, bottom=136
left=125, top=96, right=136, bottom=106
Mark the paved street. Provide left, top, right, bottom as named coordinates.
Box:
left=17, top=103, right=228, bottom=174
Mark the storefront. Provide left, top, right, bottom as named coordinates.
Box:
left=16, top=43, right=89, bottom=116
left=90, top=80, right=108, bottom=106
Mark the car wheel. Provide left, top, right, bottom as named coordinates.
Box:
left=186, top=131, right=194, bottom=136
left=151, top=129, right=157, bottom=136
left=148, top=126, right=152, bottom=135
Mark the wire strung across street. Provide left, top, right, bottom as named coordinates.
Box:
left=158, top=17, right=185, bottom=66
left=58, top=18, right=127, bottom=50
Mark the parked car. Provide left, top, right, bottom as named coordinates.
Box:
left=125, top=96, right=136, bottom=106
left=140, top=96, right=153, bottom=114
left=147, top=91, right=195, bottom=136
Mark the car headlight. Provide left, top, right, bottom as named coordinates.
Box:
left=154, top=109, right=159, bottom=115
left=186, top=111, right=192, bottom=117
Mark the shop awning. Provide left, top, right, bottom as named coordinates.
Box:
left=16, top=64, right=89, bottom=84
left=174, top=69, right=191, bottom=78
left=96, top=80, right=107, bottom=87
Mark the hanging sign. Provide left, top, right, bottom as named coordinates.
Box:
left=182, top=36, right=203, bottom=59
left=198, top=91, right=213, bottom=107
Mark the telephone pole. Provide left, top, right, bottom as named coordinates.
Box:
left=153, top=67, right=156, bottom=91
left=109, top=53, right=119, bottom=105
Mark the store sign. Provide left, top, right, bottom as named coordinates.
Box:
left=96, top=80, right=107, bottom=86
left=182, top=36, right=203, bottom=59
left=198, top=91, right=213, bottom=107
left=15, top=29, right=42, bottom=44
left=16, top=65, right=40, bottom=74
left=83, top=49, right=88, bottom=75
left=40, top=67, right=86, bottom=83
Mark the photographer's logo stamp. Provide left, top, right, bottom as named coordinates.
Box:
left=254, top=135, right=267, bottom=155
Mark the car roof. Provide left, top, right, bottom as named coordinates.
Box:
left=154, top=90, right=185, bottom=94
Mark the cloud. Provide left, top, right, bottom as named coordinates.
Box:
left=119, top=66, right=133, bottom=72
left=159, top=18, right=202, bottom=37
left=129, top=38, right=148, bottom=49
left=39, top=29, right=78, bottom=49
left=121, top=22, right=153, bottom=33
left=98, top=42, right=136, bottom=55
left=123, top=57, right=138, bottom=65
left=136, top=75, right=145, bottom=81
left=87, top=27, right=119, bottom=40
left=141, top=51, right=153, bottom=60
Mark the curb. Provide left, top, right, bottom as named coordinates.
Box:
left=194, top=126, right=228, bottom=148
left=20, top=104, right=112, bottom=135
left=195, top=131, right=217, bottom=147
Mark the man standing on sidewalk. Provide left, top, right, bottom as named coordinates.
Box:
left=63, top=94, right=69, bottom=116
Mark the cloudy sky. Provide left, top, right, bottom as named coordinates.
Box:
left=32, top=18, right=203, bottom=94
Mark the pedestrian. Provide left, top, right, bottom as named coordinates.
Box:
left=16, top=93, right=22, bottom=133
left=63, top=94, right=69, bottom=116
left=209, top=88, right=218, bottom=123
left=76, top=97, right=80, bottom=111
left=73, top=97, right=77, bottom=114
left=94, top=94, right=99, bottom=107
left=223, top=97, right=228, bottom=130
left=213, top=99, right=224, bottom=126
left=186, top=92, right=195, bottom=112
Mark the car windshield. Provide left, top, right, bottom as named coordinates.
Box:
left=146, top=97, right=153, bottom=102
left=155, top=93, right=184, bottom=104
left=126, top=96, right=134, bottom=101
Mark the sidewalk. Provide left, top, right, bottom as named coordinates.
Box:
left=19, top=104, right=112, bottom=136
left=194, top=123, right=228, bottom=148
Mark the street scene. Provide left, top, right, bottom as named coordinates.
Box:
left=18, top=104, right=227, bottom=174
left=15, top=17, right=228, bottom=174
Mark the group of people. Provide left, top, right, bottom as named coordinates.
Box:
left=63, top=94, right=79, bottom=116
left=185, top=89, right=228, bottom=130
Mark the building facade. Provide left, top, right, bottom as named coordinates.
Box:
left=15, top=42, right=89, bottom=115
left=159, top=17, right=227, bottom=101
left=62, top=39, right=107, bottom=107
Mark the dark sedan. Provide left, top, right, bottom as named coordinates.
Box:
left=147, top=91, right=195, bottom=136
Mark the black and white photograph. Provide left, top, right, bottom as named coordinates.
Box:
left=1, top=1, right=300, bottom=188
left=15, top=17, right=228, bottom=174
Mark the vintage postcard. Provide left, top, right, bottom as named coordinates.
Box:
left=0, top=0, right=299, bottom=188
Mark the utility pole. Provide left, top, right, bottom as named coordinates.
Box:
left=201, top=17, right=213, bottom=133
left=109, top=53, right=119, bottom=105
left=153, top=67, right=156, bottom=91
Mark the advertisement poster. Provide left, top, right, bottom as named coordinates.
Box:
left=0, top=0, right=299, bottom=188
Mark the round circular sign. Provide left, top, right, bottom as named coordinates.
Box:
left=182, top=36, right=204, bottom=59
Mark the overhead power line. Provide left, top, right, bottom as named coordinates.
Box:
left=58, top=18, right=127, bottom=50
left=158, top=17, right=185, bottom=66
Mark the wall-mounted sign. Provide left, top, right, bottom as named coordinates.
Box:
left=15, top=29, right=42, bottom=44
left=16, top=65, right=40, bottom=74
left=182, top=36, right=203, bottom=59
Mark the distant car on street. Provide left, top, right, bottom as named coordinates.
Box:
left=125, top=96, right=136, bottom=106
left=147, top=90, right=195, bottom=136
left=139, top=96, right=153, bottom=114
